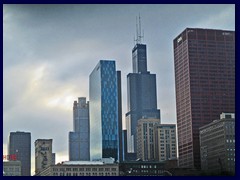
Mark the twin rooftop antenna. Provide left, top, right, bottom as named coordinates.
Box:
left=134, top=14, right=144, bottom=45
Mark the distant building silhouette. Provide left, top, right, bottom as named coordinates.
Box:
left=8, top=131, right=31, bottom=176
left=69, top=97, right=90, bottom=161
left=173, top=28, right=235, bottom=169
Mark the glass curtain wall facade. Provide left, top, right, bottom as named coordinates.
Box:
left=173, top=28, right=235, bottom=169
left=89, top=60, right=119, bottom=161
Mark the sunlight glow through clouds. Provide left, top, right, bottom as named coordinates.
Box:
left=46, top=94, right=75, bottom=111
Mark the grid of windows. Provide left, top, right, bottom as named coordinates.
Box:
left=38, top=165, right=119, bottom=176
left=174, top=28, right=235, bottom=169
left=200, top=118, right=235, bottom=173
left=90, top=60, right=119, bottom=161
left=154, top=124, right=176, bottom=161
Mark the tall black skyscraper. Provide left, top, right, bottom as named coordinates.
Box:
left=8, top=131, right=31, bottom=176
left=125, top=17, right=160, bottom=158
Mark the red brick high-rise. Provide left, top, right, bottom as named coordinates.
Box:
left=173, top=28, right=235, bottom=169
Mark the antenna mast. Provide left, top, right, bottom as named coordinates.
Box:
left=136, top=16, right=139, bottom=44
left=139, top=15, right=141, bottom=44
left=134, top=14, right=144, bottom=45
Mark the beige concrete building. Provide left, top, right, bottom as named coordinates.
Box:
left=3, top=161, right=21, bottom=176
left=154, top=124, right=177, bottom=161
left=36, top=160, right=119, bottom=176
left=137, top=118, right=160, bottom=161
left=199, top=113, right=235, bottom=174
left=35, top=139, right=53, bottom=174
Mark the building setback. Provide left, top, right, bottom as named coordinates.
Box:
left=126, top=38, right=160, bottom=158
left=199, top=113, right=235, bottom=174
left=69, top=97, right=90, bottom=161
left=8, top=131, right=31, bottom=176
left=173, top=28, right=235, bottom=169
left=89, top=60, right=121, bottom=161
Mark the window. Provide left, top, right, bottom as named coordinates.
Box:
left=99, top=168, right=104, bottom=171
left=92, top=168, right=97, bottom=171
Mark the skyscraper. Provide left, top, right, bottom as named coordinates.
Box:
left=69, top=97, right=90, bottom=161
left=8, top=131, right=31, bottom=176
left=126, top=17, right=160, bottom=157
left=35, top=139, right=53, bottom=174
left=89, top=60, right=121, bottom=161
left=173, top=28, right=235, bottom=169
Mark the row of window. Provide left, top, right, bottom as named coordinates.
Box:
left=55, top=172, right=118, bottom=176
left=53, top=167, right=117, bottom=172
left=3, top=168, right=20, bottom=172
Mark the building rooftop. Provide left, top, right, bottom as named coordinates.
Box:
left=61, top=161, right=104, bottom=165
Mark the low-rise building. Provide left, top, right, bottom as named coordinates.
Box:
left=3, top=160, right=21, bottom=176
left=36, top=159, right=119, bottom=176
left=119, top=160, right=178, bottom=176
left=199, top=113, right=235, bottom=174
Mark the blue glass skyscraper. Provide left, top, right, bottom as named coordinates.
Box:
left=89, top=60, right=121, bottom=161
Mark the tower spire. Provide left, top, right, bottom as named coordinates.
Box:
left=134, top=14, right=144, bottom=45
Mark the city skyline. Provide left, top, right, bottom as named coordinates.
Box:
left=3, top=4, right=235, bottom=175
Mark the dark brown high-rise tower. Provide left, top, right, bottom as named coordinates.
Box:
left=173, top=28, right=235, bottom=169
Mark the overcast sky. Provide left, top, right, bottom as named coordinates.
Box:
left=3, top=4, right=235, bottom=175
